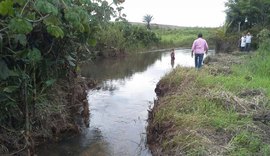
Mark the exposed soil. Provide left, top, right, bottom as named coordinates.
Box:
left=147, top=52, right=270, bottom=155
left=36, top=76, right=97, bottom=147
left=0, top=75, right=97, bottom=155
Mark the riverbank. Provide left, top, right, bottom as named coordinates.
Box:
left=147, top=51, right=270, bottom=155
left=0, top=76, right=96, bottom=155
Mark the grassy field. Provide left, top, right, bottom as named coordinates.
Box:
left=147, top=42, right=270, bottom=155
left=152, top=27, right=218, bottom=49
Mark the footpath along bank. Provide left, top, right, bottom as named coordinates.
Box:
left=147, top=51, right=270, bottom=155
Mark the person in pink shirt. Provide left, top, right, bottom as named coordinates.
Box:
left=191, top=33, right=209, bottom=69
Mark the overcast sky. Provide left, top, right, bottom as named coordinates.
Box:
left=119, top=0, right=227, bottom=27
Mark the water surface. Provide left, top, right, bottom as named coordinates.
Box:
left=38, top=49, right=211, bottom=156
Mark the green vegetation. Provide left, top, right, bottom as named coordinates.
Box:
left=147, top=1, right=270, bottom=154
left=0, top=0, right=164, bottom=154
left=95, top=22, right=160, bottom=55
left=1, top=0, right=270, bottom=155
left=143, top=14, right=154, bottom=30
left=148, top=35, right=270, bottom=155
left=213, top=0, right=270, bottom=53
left=152, top=27, right=217, bottom=49
left=0, top=0, right=131, bottom=154
left=225, top=0, right=270, bottom=32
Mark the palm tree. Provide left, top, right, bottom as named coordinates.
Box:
left=143, top=14, right=153, bottom=29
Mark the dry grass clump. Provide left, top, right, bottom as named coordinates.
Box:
left=206, top=88, right=268, bottom=114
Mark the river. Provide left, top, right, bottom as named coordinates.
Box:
left=37, top=48, right=212, bottom=156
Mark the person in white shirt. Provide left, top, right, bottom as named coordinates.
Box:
left=245, top=32, right=252, bottom=52
left=240, top=34, right=246, bottom=52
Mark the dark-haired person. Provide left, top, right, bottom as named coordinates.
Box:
left=245, top=32, right=252, bottom=52
left=191, top=33, right=209, bottom=69
left=170, top=48, right=175, bottom=68
left=170, top=48, right=175, bottom=61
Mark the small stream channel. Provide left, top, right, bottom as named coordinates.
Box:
left=37, top=48, right=212, bottom=156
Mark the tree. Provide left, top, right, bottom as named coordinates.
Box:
left=0, top=0, right=122, bottom=154
left=225, top=0, right=270, bottom=32
left=143, top=14, right=154, bottom=29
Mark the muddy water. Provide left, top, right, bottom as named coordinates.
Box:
left=37, top=49, right=212, bottom=156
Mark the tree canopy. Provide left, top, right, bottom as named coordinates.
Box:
left=0, top=0, right=123, bottom=154
left=225, top=0, right=270, bottom=32
left=143, top=14, right=154, bottom=29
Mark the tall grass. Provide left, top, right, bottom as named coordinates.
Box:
left=152, top=27, right=217, bottom=48
left=245, top=39, right=270, bottom=77
left=197, top=38, right=270, bottom=97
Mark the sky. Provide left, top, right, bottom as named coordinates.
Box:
left=119, top=0, right=227, bottom=27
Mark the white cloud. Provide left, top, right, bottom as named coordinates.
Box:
left=120, top=0, right=227, bottom=27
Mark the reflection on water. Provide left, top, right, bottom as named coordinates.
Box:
left=37, top=49, right=213, bottom=156
left=80, top=52, right=163, bottom=81
left=171, top=59, right=175, bottom=68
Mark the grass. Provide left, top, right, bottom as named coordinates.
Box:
left=148, top=44, right=270, bottom=155
left=152, top=27, right=218, bottom=48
